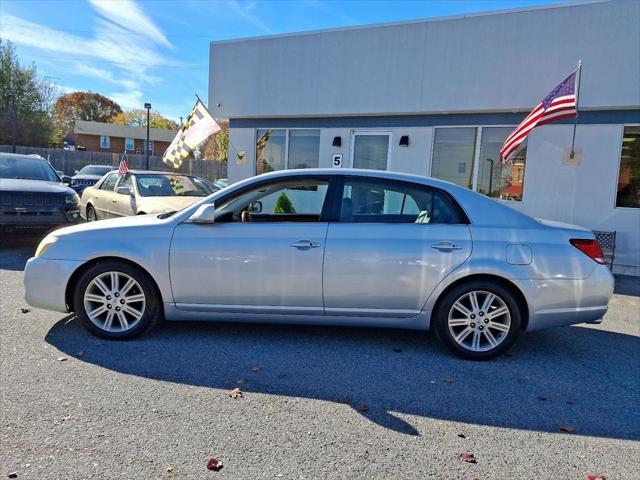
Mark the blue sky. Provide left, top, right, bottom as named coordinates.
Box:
left=1, top=0, right=566, bottom=121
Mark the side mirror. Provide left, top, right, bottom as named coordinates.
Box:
left=74, top=170, right=79, bottom=175
left=189, top=203, right=216, bottom=224
left=117, top=186, right=133, bottom=196
left=248, top=201, right=262, bottom=213
left=62, top=175, right=72, bottom=185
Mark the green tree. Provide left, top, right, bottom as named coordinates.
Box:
left=273, top=192, right=296, bottom=214
left=112, top=109, right=178, bottom=130
left=52, top=91, right=122, bottom=141
left=0, top=39, right=55, bottom=147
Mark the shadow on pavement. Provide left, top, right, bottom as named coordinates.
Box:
left=0, top=234, right=41, bottom=271
left=614, top=274, right=640, bottom=297
left=46, top=315, right=640, bottom=440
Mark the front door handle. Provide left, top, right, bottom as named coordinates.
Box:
left=431, top=241, right=462, bottom=251
left=289, top=240, right=321, bottom=249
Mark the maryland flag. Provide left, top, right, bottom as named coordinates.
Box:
left=163, top=99, right=221, bottom=169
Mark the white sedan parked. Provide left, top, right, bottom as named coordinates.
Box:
left=25, top=169, right=613, bottom=360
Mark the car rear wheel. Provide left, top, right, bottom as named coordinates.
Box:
left=86, top=204, right=97, bottom=222
left=434, top=280, right=522, bottom=360
left=73, top=261, right=162, bottom=339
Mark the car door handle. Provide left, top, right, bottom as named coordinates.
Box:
left=289, top=240, right=321, bottom=249
left=431, top=241, right=462, bottom=251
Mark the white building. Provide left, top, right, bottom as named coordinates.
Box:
left=209, top=0, right=640, bottom=275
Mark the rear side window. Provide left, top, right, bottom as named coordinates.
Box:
left=339, top=178, right=465, bottom=224
left=100, top=173, right=118, bottom=191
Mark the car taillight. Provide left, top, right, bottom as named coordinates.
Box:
left=570, top=239, right=606, bottom=264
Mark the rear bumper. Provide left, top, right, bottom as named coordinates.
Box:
left=526, top=265, right=614, bottom=331
left=24, top=257, right=83, bottom=312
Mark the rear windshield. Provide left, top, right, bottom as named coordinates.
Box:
left=77, top=165, right=113, bottom=176
left=0, top=155, right=60, bottom=182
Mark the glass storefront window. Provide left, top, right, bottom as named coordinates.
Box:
left=617, top=126, right=640, bottom=208
left=477, top=127, right=527, bottom=201
left=352, top=133, right=390, bottom=170
left=256, top=129, right=286, bottom=175
left=431, top=128, right=477, bottom=189
left=288, top=130, right=320, bottom=169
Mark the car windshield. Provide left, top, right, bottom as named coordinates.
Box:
left=78, top=165, right=112, bottom=176
left=136, top=174, right=213, bottom=197
left=0, top=155, right=60, bottom=182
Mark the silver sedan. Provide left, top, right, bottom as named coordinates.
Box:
left=24, top=169, right=614, bottom=359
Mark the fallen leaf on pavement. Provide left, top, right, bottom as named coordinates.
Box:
left=57, top=357, right=67, bottom=362
left=457, top=433, right=466, bottom=438
left=559, top=424, right=575, bottom=433
left=356, top=403, right=369, bottom=413
left=251, top=366, right=261, bottom=373
left=20, top=308, right=30, bottom=314
left=444, top=378, right=454, bottom=384
left=536, top=395, right=546, bottom=401
left=229, top=388, right=243, bottom=399
left=587, top=475, right=606, bottom=480
left=165, top=466, right=174, bottom=473
left=206, top=458, right=223, bottom=471
left=459, top=453, right=477, bottom=463
left=62, top=415, right=72, bottom=422
left=7, top=472, right=18, bottom=479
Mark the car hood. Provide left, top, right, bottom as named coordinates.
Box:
left=54, top=212, right=172, bottom=237
left=138, top=196, right=205, bottom=213
left=0, top=178, right=73, bottom=194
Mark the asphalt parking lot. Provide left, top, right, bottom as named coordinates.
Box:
left=1, top=235, right=639, bottom=480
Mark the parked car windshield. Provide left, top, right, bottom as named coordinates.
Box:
left=136, top=174, right=213, bottom=197
left=77, top=165, right=113, bottom=176
left=0, top=155, right=60, bottom=182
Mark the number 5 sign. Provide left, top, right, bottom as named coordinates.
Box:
left=332, top=153, right=343, bottom=168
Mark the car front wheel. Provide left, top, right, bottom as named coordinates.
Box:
left=86, top=205, right=97, bottom=222
left=73, top=261, right=162, bottom=339
left=434, top=280, right=522, bottom=360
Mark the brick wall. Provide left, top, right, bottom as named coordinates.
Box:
left=74, top=134, right=171, bottom=156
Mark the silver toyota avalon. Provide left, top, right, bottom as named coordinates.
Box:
left=24, top=169, right=614, bottom=360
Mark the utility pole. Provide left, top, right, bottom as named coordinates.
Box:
left=144, top=102, right=152, bottom=169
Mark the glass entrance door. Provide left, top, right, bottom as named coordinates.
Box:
left=350, top=132, right=391, bottom=170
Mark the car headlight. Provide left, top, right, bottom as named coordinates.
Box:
left=65, top=193, right=80, bottom=205
left=35, top=236, right=59, bottom=258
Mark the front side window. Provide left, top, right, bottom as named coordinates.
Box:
left=100, top=173, right=118, bottom=191
left=117, top=175, right=133, bottom=193
left=339, top=178, right=464, bottom=224
left=477, top=127, right=527, bottom=201
left=99, top=136, right=110, bottom=149
left=216, top=178, right=329, bottom=223
left=617, top=126, right=640, bottom=208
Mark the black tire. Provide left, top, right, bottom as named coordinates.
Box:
left=73, top=260, right=163, bottom=340
left=433, top=280, right=522, bottom=360
left=86, top=204, right=97, bottom=222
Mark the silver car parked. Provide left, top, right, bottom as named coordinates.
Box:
left=24, top=169, right=614, bottom=359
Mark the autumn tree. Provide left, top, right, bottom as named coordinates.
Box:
left=52, top=91, right=122, bottom=141
left=0, top=39, right=55, bottom=147
left=199, top=122, right=229, bottom=161
left=112, top=109, right=178, bottom=130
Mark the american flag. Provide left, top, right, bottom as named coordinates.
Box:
left=118, top=152, right=130, bottom=176
left=500, top=69, right=579, bottom=163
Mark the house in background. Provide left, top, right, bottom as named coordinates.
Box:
left=72, top=120, right=177, bottom=156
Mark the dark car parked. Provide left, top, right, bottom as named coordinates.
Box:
left=0, top=153, right=82, bottom=233
left=69, top=164, right=114, bottom=194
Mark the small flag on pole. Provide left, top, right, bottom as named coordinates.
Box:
left=500, top=66, right=580, bottom=163
left=162, top=99, right=221, bottom=169
left=118, top=151, right=130, bottom=176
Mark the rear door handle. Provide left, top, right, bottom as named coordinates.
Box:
left=431, top=241, right=462, bottom=251
left=289, top=240, right=321, bottom=249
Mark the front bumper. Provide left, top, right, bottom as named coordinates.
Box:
left=526, top=265, right=615, bottom=331
left=24, top=257, right=84, bottom=312
left=1, top=208, right=82, bottom=230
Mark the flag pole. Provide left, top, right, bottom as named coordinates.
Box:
left=570, top=60, right=582, bottom=158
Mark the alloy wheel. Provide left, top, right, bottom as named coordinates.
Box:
left=83, top=271, right=146, bottom=333
left=87, top=207, right=96, bottom=222
left=447, top=290, right=511, bottom=352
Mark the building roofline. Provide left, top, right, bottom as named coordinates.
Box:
left=210, top=0, right=609, bottom=46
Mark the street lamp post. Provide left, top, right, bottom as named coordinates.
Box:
left=144, top=102, right=151, bottom=169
